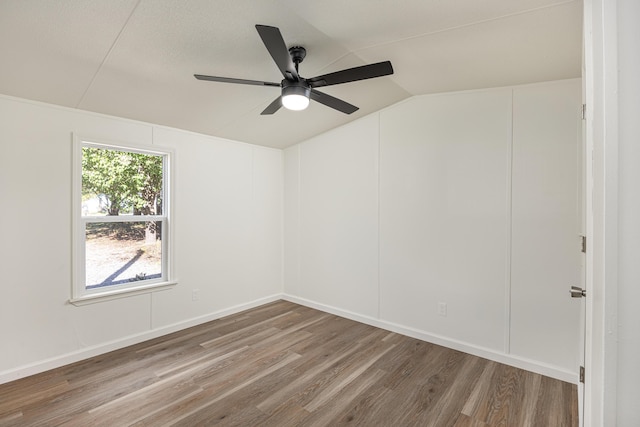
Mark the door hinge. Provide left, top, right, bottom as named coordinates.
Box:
left=581, top=104, right=586, bottom=120
left=581, top=235, right=586, bottom=253
left=580, top=366, right=585, bottom=383
left=571, top=286, right=587, bottom=298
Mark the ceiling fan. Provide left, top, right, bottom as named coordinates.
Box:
left=195, top=25, right=394, bottom=115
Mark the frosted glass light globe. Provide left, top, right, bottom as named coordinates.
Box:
left=282, top=93, right=310, bottom=110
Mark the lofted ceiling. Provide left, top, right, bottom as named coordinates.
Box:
left=0, top=0, right=582, bottom=149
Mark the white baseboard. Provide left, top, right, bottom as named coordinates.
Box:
left=0, top=294, right=282, bottom=385
left=282, top=294, right=579, bottom=384
left=0, top=293, right=578, bottom=386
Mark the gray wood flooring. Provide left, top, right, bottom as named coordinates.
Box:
left=0, top=300, right=578, bottom=426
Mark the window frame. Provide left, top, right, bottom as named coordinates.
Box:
left=71, top=135, right=175, bottom=305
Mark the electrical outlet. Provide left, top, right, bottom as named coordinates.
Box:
left=192, top=289, right=199, bottom=301
left=437, top=302, right=447, bottom=317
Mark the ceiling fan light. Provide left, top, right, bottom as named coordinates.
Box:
left=282, top=94, right=309, bottom=111
left=282, top=84, right=311, bottom=111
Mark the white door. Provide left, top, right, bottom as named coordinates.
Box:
left=509, top=80, right=584, bottom=382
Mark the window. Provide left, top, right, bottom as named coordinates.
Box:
left=72, top=136, right=174, bottom=303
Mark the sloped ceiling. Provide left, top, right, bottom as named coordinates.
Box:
left=0, top=0, right=582, bottom=148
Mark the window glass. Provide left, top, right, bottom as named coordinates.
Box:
left=81, top=146, right=164, bottom=217
left=85, top=221, right=163, bottom=288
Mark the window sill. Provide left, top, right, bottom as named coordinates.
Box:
left=69, top=281, right=177, bottom=306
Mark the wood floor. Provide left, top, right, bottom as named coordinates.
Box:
left=0, top=300, right=578, bottom=426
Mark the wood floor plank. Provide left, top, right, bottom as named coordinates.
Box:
left=0, top=300, right=578, bottom=426
left=461, top=360, right=499, bottom=416
left=419, top=355, right=486, bottom=426
left=255, top=336, right=369, bottom=414
left=259, top=402, right=311, bottom=427
left=453, top=413, right=491, bottom=427
left=301, top=367, right=388, bottom=427
left=532, top=375, right=578, bottom=427
left=515, top=371, right=543, bottom=427
left=378, top=338, right=441, bottom=390
left=470, top=363, right=529, bottom=426
left=262, top=331, right=394, bottom=415
left=0, top=378, right=70, bottom=415
left=374, top=349, right=470, bottom=426
left=326, top=383, right=397, bottom=426
left=164, top=352, right=303, bottom=427
left=0, top=411, right=23, bottom=425
left=302, top=343, right=395, bottom=412
left=199, top=311, right=294, bottom=348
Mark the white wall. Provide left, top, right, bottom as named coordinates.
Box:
left=284, top=79, right=582, bottom=381
left=379, top=90, right=511, bottom=353
left=0, top=95, right=282, bottom=383
left=298, top=114, right=379, bottom=317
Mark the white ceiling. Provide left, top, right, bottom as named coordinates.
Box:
left=0, top=0, right=582, bottom=149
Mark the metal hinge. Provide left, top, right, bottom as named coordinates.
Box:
left=580, top=366, right=585, bottom=383
left=571, top=286, right=587, bottom=298
left=581, top=104, right=586, bottom=120
left=581, top=235, right=586, bottom=253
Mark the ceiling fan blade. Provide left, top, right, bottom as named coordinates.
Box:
left=310, top=89, right=359, bottom=114
left=255, top=25, right=299, bottom=81
left=194, top=74, right=280, bottom=87
left=261, top=96, right=282, bottom=115
left=307, top=61, right=394, bottom=88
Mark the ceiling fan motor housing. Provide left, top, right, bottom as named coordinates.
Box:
left=288, top=46, right=306, bottom=66
left=282, top=79, right=310, bottom=95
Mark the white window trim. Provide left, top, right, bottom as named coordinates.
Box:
left=71, top=134, right=176, bottom=305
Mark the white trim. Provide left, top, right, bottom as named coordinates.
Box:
left=68, top=281, right=176, bottom=306
left=80, top=215, right=163, bottom=223
left=504, top=89, right=514, bottom=355
left=71, top=135, right=175, bottom=301
left=376, top=111, right=381, bottom=320
left=80, top=137, right=170, bottom=156
left=583, top=0, right=619, bottom=425
left=282, top=294, right=579, bottom=384
left=0, top=293, right=579, bottom=385
left=579, top=381, right=585, bottom=427
left=0, top=294, right=282, bottom=385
